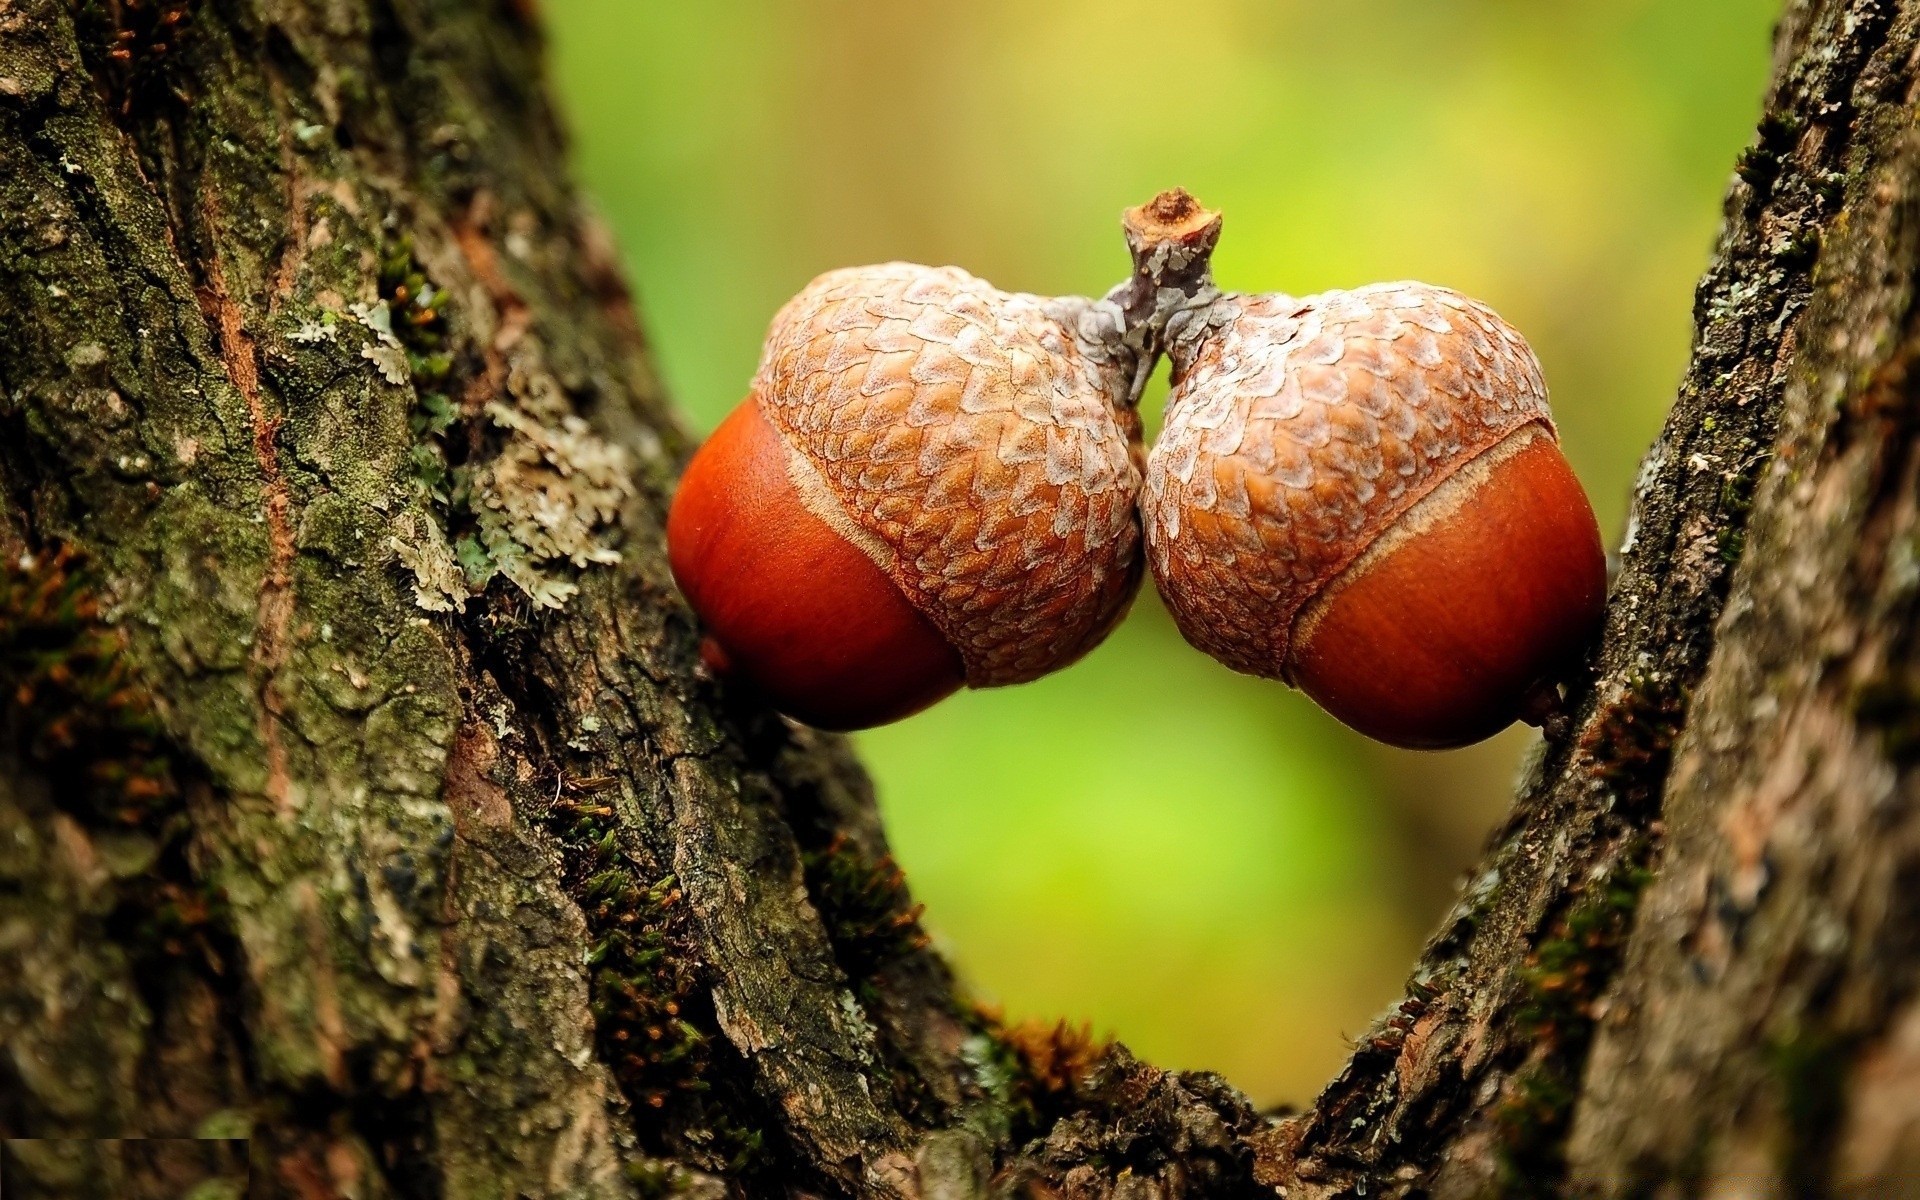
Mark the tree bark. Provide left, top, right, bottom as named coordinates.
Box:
left=0, top=0, right=1913, bottom=1197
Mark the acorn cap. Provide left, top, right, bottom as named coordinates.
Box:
left=1145, top=282, right=1555, bottom=679
left=753, top=263, right=1144, bottom=687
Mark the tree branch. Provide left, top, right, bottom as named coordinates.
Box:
left=1, top=0, right=1916, bottom=1197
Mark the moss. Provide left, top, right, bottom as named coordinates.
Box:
left=1767, top=1025, right=1852, bottom=1190
left=0, top=543, right=178, bottom=826
left=624, top=1159, right=679, bottom=1199
left=0, top=542, right=235, bottom=999
left=1735, top=143, right=1781, bottom=191
left=1585, top=673, right=1687, bottom=808
left=107, top=865, right=231, bottom=966
left=539, top=790, right=771, bottom=1179
left=1757, top=109, right=1808, bottom=151
left=1717, top=467, right=1761, bottom=565
left=380, top=235, right=456, bottom=374
left=1730, top=111, right=1805, bottom=207
left=997, top=1017, right=1110, bottom=1104
left=1513, top=859, right=1653, bottom=1042
left=801, top=833, right=930, bottom=997
left=1491, top=846, right=1656, bottom=1195
left=959, top=1008, right=1114, bottom=1144
left=579, top=864, right=706, bottom=1112
left=194, top=1110, right=255, bottom=1139
left=361, top=235, right=456, bottom=497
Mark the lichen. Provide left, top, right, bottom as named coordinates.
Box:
left=389, top=509, right=468, bottom=613
left=461, top=395, right=632, bottom=609
left=372, top=234, right=633, bottom=613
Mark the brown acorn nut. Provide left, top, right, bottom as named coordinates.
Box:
left=669, top=263, right=1145, bottom=730
left=1144, top=282, right=1607, bottom=749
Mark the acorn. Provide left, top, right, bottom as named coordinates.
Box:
left=669, top=263, right=1146, bottom=730
left=1144, top=281, right=1607, bottom=749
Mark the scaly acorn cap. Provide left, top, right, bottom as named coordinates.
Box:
left=1144, top=282, right=1555, bottom=679
left=751, top=262, right=1145, bottom=686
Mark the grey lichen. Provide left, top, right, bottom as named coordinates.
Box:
left=374, top=239, right=634, bottom=614
left=390, top=510, right=469, bottom=614
left=465, top=391, right=633, bottom=610
left=351, top=299, right=413, bottom=384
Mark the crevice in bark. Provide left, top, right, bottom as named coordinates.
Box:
left=480, top=629, right=797, bottom=1185
left=67, top=0, right=199, bottom=124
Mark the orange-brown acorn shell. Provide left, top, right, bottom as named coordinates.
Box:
left=1287, top=425, right=1606, bottom=749
left=667, top=399, right=964, bottom=730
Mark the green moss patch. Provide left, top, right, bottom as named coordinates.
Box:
left=539, top=788, right=770, bottom=1179
left=801, top=833, right=930, bottom=997
left=1491, top=845, right=1656, bottom=1194
left=1, top=543, right=177, bottom=825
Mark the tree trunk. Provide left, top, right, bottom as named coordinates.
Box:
left=0, top=0, right=1913, bottom=1196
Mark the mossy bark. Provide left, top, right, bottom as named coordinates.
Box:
left=1, top=0, right=1917, bottom=1196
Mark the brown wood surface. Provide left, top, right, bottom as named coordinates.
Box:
left=0, top=1, right=1915, bottom=1196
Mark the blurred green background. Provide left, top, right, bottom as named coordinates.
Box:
left=546, top=0, right=1779, bottom=1106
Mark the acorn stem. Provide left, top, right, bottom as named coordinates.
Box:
left=1115, top=189, right=1223, bottom=322
left=1102, top=188, right=1225, bottom=408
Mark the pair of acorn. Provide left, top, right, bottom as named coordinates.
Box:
left=668, top=192, right=1606, bottom=750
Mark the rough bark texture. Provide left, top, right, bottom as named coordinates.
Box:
left=0, top=0, right=1915, bottom=1197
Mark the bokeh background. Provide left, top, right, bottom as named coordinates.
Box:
left=546, top=0, right=1779, bottom=1106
